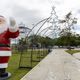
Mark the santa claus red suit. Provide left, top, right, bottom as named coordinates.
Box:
left=0, top=16, right=19, bottom=79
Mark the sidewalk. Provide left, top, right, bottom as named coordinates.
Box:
left=21, top=49, right=80, bottom=80
left=73, top=52, right=80, bottom=60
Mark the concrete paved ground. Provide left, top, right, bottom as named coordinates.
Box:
left=73, top=52, right=80, bottom=60
left=72, top=48, right=80, bottom=60
left=21, top=49, right=80, bottom=80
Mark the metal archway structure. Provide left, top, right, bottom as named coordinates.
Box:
left=18, top=6, right=62, bottom=69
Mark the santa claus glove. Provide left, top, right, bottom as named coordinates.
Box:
left=9, top=17, right=19, bottom=32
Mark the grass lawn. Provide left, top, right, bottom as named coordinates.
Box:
left=7, top=49, right=48, bottom=80
left=66, top=49, right=80, bottom=55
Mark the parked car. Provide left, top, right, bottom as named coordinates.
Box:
left=67, top=46, right=74, bottom=50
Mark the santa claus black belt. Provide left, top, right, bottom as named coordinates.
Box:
left=0, top=44, right=10, bottom=47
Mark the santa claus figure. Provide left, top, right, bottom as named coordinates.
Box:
left=0, top=16, right=19, bottom=79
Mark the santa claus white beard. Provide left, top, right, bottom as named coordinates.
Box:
left=0, top=23, right=8, bottom=34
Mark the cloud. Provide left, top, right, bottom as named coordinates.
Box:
left=0, top=0, right=80, bottom=34
left=7, top=4, right=43, bottom=28
left=73, top=25, right=80, bottom=34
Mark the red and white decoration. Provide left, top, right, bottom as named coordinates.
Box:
left=0, top=16, right=19, bottom=68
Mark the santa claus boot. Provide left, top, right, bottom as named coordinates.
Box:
left=0, top=68, right=8, bottom=77
left=0, top=68, right=11, bottom=79
left=0, top=57, right=11, bottom=79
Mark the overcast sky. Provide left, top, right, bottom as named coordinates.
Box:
left=0, top=0, right=80, bottom=33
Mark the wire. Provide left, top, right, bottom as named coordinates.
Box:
left=26, top=18, right=49, bottom=37
left=48, top=0, right=54, bottom=7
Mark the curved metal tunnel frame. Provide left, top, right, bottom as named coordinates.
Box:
left=18, top=7, right=61, bottom=69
